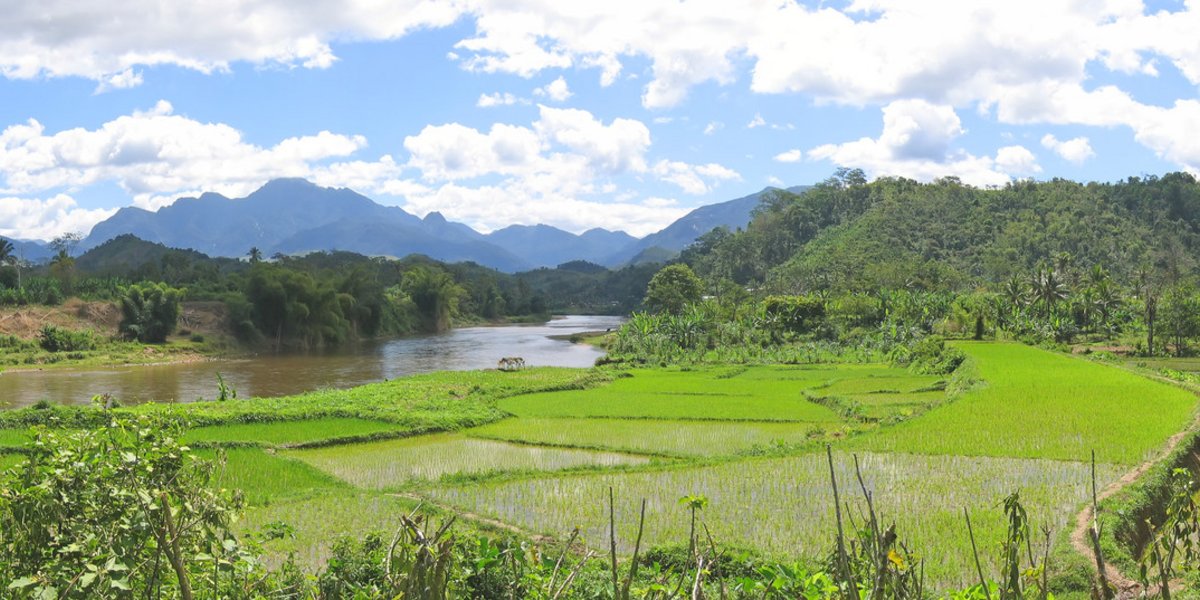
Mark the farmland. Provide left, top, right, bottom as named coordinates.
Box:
left=1, top=341, right=1196, bottom=594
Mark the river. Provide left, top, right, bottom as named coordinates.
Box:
left=0, top=315, right=625, bottom=409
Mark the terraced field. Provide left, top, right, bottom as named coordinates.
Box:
left=10, top=343, right=1186, bottom=592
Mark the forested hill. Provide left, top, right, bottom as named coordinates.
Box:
left=682, top=170, right=1200, bottom=292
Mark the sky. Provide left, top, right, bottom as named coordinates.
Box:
left=1, top=0, right=1199, bottom=241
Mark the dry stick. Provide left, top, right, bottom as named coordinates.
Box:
left=620, top=499, right=648, bottom=600
left=964, top=507, right=992, bottom=600
left=827, top=445, right=856, bottom=598
left=1089, top=450, right=1113, bottom=599
left=551, top=550, right=596, bottom=600
left=702, top=524, right=728, bottom=600
left=158, top=494, right=194, bottom=600
left=609, top=487, right=620, bottom=599
left=691, top=555, right=706, bottom=600
left=853, top=454, right=887, bottom=600
left=547, top=527, right=581, bottom=595
left=1040, top=527, right=1052, bottom=600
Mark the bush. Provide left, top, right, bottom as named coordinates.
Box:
left=37, top=324, right=97, bottom=352
left=119, top=282, right=184, bottom=343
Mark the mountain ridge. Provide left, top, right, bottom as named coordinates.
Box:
left=70, top=178, right=789, bottom=272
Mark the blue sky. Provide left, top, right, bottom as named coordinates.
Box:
left=1, top=0, right=1198, bottom=240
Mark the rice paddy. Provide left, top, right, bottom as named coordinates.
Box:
left=850, top=342, right=1198, bottom=465
left=0, top=428, right=27, bottom=449
left=286, top=433, right=652, bottom=488
left=427, top=451, right=1124, bottom=588
left=9, top=341, right=1178, bottom=592
left=467, top=417, right=838, bottom=456
left=0, top=453, right=24, bottom=471
left=183, top=417, right=407, bottom=447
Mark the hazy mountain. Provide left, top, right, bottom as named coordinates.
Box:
left=606, top=186, right=810, bottom=265
left=272, top=219, right=530, bottom=272
left=0, top=237, right=52, bottom=262
left=75, top=234, right=214, bottom=273
left=485, top=225, right=636, bottom=268
left=77, top=179, right=807, bottom=273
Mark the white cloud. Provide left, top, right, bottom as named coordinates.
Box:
left=0, top=100, right=374, bottom=210
left=808, top=100, right=1037, bottom=186
left=477, top=92, right=526, bottom=107
left=651, top=160, right=741, bottom=195
left=994, top=145, right=1041, bottom=175
left=1040, top=134, right=1096, bottom=164
left=703, top=121, right=722, bottom=135
left=773, top=149, right=803, bottom=163
left=0, top=194, right=116, bottom=241
left=747, top=114, right=766, bottom=129
left=533, top=76, right=572, bottom=102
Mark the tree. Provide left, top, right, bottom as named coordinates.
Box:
left=49, top=249, right=76, bottom=293
left=402, top=266, right=464, bottom=332
left=644, top=264, right=703, bottom=315
left=0, top=238, right=17, bottom=289
left=119, top=282, right=184, bottom=343
left=247, top=246, right=263, bottom=264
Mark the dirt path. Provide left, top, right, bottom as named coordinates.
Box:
left=1069, top=370, right=1200, bottom=598
left=390, top=492, right=560, bottom=545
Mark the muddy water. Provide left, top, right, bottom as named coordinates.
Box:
left=0, top=315, right=624, bottom=409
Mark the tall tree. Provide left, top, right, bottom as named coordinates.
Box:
left=644, top=264, right=704, bottom=315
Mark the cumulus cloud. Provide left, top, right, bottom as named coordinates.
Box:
left=398, top=105, right=736, bottom=232
left=703, top=121, right=722, bottom=135
left=808, top=100, right=1040, bottom=186
left=651, top=160, right=741, bottom=195
left=533, top=76, right=572, bottom=102
left=7, top=1, right=1200, bottom=169
left=0, top=194, right=116, bottom=241
left=773, top=149, right=803, bottom=163
left=747, top=114, right=766, bottom=129
left=477, top=92, right=527, bottom=107
left=0, top=100, right=369, bottom=209
left=1041, top=134, right=1096, bottom=164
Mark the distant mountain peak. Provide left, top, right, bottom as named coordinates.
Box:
left=423, top=211, right=448, bottom=223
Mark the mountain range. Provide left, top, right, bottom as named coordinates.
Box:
left=5, top=179, right=806, bottom=272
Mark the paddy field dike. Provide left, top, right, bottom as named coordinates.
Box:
left=1, top=341, right=1196, bottom=593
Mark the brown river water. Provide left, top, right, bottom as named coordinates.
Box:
left=0, top=315, right=625, bottom=409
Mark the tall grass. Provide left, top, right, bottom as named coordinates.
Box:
left=288, top=434, right=650, bottom=489
left=851, top=342, right=1198, bottom=464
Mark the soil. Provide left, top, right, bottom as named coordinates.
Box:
left=0, top=299, right=228, bottom=340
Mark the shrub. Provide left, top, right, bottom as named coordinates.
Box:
left=37, top=324, right=97, bottom=352
left=119, top=282, right=184, bottom=343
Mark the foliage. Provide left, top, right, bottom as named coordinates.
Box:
left=643, top=264, right=703, bottom=315
left=0, top=415, right=274, bottom=598
left=118, top=281, right=184, bottom=343
left=37, top=324, right=97, bottom=352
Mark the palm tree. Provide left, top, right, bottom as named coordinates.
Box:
left=247, top=247, right=263, bottom=264
left=0, top=239, right=15, bottom=288
left=1030, top=267, right=1068, bottom=317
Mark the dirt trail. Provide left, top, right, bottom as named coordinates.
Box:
left=1069, top=371, right=1200, bottom=599
left=390, top=492, right=559, bottom=544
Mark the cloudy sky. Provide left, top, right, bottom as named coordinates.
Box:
left=1, top=0, right=1198, bottom=240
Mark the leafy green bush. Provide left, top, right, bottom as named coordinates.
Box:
left=119, top=281, right=184, bottom=343
left=37, top=324, right=97, bottom=352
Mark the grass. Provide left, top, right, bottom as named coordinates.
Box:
left=850, top=343, right=1199, bottom=465
left=239, top=490, right=420, bottom=569
left=0, top=453, right=25, bottom=471
left=426, top=450, right=1124, bottom=590
left=196, top=448, right=348, bottom=507
left=467, top=417, right=843, bottom=457
left=288, top=433, right=652, bottom=488
left=0, top=428, right=28, bottom=449
left=183, top=417, right=407, bottom=447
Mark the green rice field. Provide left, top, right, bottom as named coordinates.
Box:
left=287, top=433, right=652, bottom=488
left=7, top=341, right=1188, bottom=593
left=0, top=453, right=24, bottom=471
left=427, top=451, right=1124, bottom=588
left=851, top=343, right=1198, bottom=465
left=467, top=417, right=836, bottom=456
